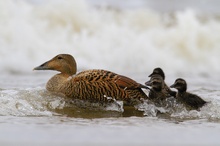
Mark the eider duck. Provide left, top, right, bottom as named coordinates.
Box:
left=146, top=67, right=176, bottom=97
left=33, top=54, right=148, bottom=104
left=170, top=78, right=207, bottom=110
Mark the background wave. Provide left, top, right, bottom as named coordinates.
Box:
left=0, top=0, right=220, bottom=75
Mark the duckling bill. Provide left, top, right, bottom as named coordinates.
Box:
left=34, top=54, right=148, bottom=103
left=170, top=78, right=207, bottom=110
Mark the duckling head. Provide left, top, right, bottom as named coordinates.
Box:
left=148, top=67, right=165, bottom=80
left=170, top=78, right=187, bottom=92
left=146, top=77, right=163, bottom=91
left=33, top=54, right=77, bottom=75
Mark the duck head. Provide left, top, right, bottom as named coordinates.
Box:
left=148, top=67, right=165, bottom=80
left=170, top=78, right=187, bottom=92
left=33, top=54, right=77, bottom=75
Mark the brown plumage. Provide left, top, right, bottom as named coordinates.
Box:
left=34, top=54, right=148, bottom=103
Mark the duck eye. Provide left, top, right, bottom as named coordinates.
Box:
left=57, top=56, right=63, bottom=60
left=176, top=83, right=182, bottom=86
left=152, top=81, right=156, bottom=84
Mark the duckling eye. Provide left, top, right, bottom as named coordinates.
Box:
left=57, top=56, right=63, bottom=60
left=152, top=81, right=156, bottom=84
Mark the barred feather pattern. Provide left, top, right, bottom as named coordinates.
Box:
left=47, top=69, right=148, bottom=102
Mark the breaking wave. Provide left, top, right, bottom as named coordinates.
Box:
left=0, top=0, right=220, bottom=75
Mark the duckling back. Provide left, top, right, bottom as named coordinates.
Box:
left=177, top=92, right=207, bottom=110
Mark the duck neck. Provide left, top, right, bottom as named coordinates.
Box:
left=64, top=67, right=76, bottom=76
left=177, top=90, right=186, bottom=97
left=178, top=86, right=187, bottom=93
left=46, top=73, right=72, bottom=93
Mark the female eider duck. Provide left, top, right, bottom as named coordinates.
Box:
left=34, top=54, right=148, bottom=104
left=146, top=67, right=176, bottom=97
left=170, top=78, right=207, bottom=110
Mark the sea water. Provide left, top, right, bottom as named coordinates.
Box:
left=0, top=0, right=220, bottom=145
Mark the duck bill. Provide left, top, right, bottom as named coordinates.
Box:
left=170, top=83, right=176, bottom=88
left=145, top=80, right=152, bottom=86
left=33, top=61, right=52, bottom=71
left=148, top=72, right=153, bottom=77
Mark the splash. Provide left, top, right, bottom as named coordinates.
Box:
left=134, top=96, right=220, bottom=121
left=0, top=87, right=125, bottom=117
left=0, top=85, right=220, bottom=120
left=0, top=87, right=53, bottom=116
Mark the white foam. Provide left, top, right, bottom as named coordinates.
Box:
left=0, top=0, right=220, bottom=75
left=0, top=88, right=52, bottom=116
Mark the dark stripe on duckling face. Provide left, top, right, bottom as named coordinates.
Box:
left=150, top=79, right=163, bottom=91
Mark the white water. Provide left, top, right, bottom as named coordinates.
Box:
left=0, top=0, right=220, bottom=75
left=1, top=0, right=220, bottom=145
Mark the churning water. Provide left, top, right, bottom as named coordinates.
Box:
left=0, top=0, right=220, bottom=145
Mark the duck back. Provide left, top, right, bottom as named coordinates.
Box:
left=179, top=92, right=207, bottom=110
left=57, top=69, right=148, bottom=102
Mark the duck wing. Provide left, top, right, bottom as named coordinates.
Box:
left=74, top=69, right=148, bottom=90
left=114, top=75, right=149, bottom=90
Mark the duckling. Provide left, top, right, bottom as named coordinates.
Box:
left=144, top=76, right=179, bottom=119
left=145, top=76, right=167, bottom=101
left=146, top=67, right=176, bottom=97
left=170, top=78, right=207, bottom=110
left=33, top=54, right=148, bottom=104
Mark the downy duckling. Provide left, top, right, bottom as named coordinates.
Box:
left=146, top=67, right=176, bottom=97
left=170, top=78, right=207, bottom=110
left=145, top=76, right=177, bottom=108
left=33, top=54, right=149, bottom=104
left=145, top=76, right=167, bottom=101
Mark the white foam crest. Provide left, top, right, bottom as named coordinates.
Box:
left=0, top=0, right=220, bottom=75
left=0, top=86, right=125, bottom=116
left=0, top=87, right=62, bottom=116
left=170, top=98, right=220, bottom=120
left=136, top=97, right=220, bottom=120
left=0, top=85, right=219, bottom=119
